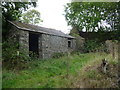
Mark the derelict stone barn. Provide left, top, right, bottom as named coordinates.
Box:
left=8, top=21, right=76, bottom=59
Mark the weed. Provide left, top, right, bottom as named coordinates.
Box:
left=86, top=70, right=97, bottom=79
left=52, top=52, right=65, bottom=58
left=2, top=53, right=118, bottom=88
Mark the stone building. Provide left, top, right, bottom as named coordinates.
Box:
left=8, top=21, right=76, bottom=59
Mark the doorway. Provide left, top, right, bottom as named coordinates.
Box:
left=29, top=32, right=39, bottom=57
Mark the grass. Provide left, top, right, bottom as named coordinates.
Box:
left=2, top=52, right=118, bottom=88
left=70, top=53, right=118, bottom=88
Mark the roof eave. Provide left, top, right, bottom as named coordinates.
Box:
left=8, top=20, right=75, bottom=39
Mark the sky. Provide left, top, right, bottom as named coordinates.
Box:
left=28, top=0, right=112, bottom=34
left=30, top=0, right=71, bottom=34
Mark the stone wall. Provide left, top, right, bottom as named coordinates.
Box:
left=8, top=25, right=29, bottom=55
left=75, top=36, right=85, bottom=52
left=19, top=30, right=29, bottom=55
left=8, top=25, right=20, bottom=44
left=9, top=24, right=76, bottom=59
left=41, top=34, right=71, bottom=59
left=38, top=34, right=42, bottom=58
left=68, top=39, right=76, bottom=52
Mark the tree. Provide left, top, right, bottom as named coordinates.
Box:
left=64, top=2, right=119, bottom=32
left=2, top=2, right=36, bottom=21
left=21, top=9, right=43, bottom=25
left=1, top=2, right=36, bottom=39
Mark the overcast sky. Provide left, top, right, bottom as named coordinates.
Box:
left=29, top=0, right=112, bottom=34
left=31, top=0, right=71, bottom=34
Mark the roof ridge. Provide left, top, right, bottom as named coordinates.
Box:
left=15, top=21, right=65, bottom=34
left=8, top=20, right=75, bottom=38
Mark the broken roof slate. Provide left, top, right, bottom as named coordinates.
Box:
left=9, top=21, right=75, bottom=38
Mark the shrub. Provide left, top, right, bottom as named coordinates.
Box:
left=29, top=51, right=39, bottom=60
left=2, top=40, right=30, bottom=70
left=84, top=39, right=106, bottom=53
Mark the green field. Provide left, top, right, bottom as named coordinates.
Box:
left=2, top=53, right=118, bottom=88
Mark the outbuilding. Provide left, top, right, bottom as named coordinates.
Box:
left=8, top=21, right=76, bottom=59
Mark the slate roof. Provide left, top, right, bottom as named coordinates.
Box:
left=9, top=21, right=75, bottom=38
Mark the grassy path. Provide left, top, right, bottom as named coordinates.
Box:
left=2, top=53, right=118, bottom=88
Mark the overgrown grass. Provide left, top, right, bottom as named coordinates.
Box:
left=70, top=53, right=118, bottom=88
left=2, top=52, right=118, bottom=88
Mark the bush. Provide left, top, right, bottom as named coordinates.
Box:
left=84, top=39, right=106, bottom=53
left=29, top=51, right=39, bottom=60
left=2, top=40, right=30, bottom=70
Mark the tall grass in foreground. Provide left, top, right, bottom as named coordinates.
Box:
left=2, top=52, right=118, bottom=88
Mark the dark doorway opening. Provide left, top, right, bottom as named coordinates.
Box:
left=68, top=40, right=71, bottom=48
left=29, top=32, right=39, bottom=57
left=68, top=38, right=72, bottom=48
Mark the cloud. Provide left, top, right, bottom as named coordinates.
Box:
left=34, top=0, right=71, bottom=34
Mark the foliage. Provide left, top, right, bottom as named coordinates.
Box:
left=2, top=40, right=30, bottom=70
left=2, top=2, right=36, bottom=21
left=84, top=39, right=106, bottom=52
left=64, top=2, right=119, bottom=32
left=20, top=9, right=43, bottom=25
left=2, top=2, right=36, bottom=39
left=3, top=53, right=118, bottom=88
left=2, top=53, right=98, bottom=88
